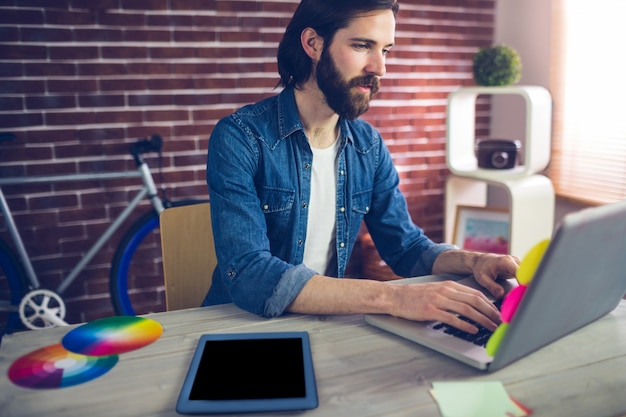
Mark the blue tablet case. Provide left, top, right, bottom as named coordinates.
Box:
left=176, top=331, right=318, bottom=414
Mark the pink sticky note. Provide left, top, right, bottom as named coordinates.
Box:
left=501, top=285, right=527, bottom=323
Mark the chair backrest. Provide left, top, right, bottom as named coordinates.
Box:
left=159, top=202, right=216, bottom=311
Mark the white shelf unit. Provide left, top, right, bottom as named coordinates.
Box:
left=445, top=174, right=555, bottom=257
left=446, top=85, right=552, bottom=181
left=444, top=86, right=555, bottom=258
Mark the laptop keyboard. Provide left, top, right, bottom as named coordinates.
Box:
left=428, top=300, right=502, bottom=347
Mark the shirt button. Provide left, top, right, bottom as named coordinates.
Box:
left=304, top=163, right=311, bottom=169
left=263, top=204, right=269, bottom=210
left=302, top=202, right=308, bottom=208
left=298, top=240, right=303, bottom=246
left=365, top=206, right=369, bottom=212
left=340, top=170, right=345, bottom=175
left=339, top=242, right=345, bottom=248
left=340, top=207, right=345, bottom=213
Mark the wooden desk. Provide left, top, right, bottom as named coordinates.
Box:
left=1, top=301, right=626, bottom=417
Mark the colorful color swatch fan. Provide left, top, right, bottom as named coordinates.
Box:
left=8, top=316, right=163, bottom=390
left=62, top=316, right=163, bottom=356
left=7, top=344, right=118, bottom=389
left=486, top=239, right=551, bottom=356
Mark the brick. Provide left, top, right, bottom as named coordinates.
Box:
left=59, top=207, right=107, bottom=224
left=220, top=30, right=261, bottom=43
left=261, top=1, right=298, bottom=13
left=46, top=111, right=95, bottom=126
left=79, top=94, right=125, bottom=108
left=149, top=47, right=197, bottom=59
left=24, top=129, right=76, bottom=144
left=21, top=27, right=73, bottom=42
left=192, top=77, right=237, bottom=89
left=30, top=193, right=80, bottom=212
left=147, top=14, right=194, bottom=27
left=172, top=62, right=218, bottom=75
left=99, top=78, right=147, bottom=91
left=173, top=123, right=215, bottom=139
left=145, top=109, right=189, bottom=122
left=128, top=94, right=174, bottom=107
left=217, top=0, right=260, bottom=12
left=101, top=46, right=148, bottom=59
left=0, top=113, right=44, bottom=129
left=124, top=29, right=171, bottom=42
left=25, top=62, right=77, bottom=76
left=121, top=0, right=168, bottom=10
left=147, top=77, right=194, bottom=90
left=0, top=27, right=19, bottom=42
left=127, top=62, right=171, bottom=75
left=70, top=0, right=121, bottom=10
left=0, top=62, right=23, bottom=77
left=73, top=28, right=123, bottom=42
left=0, top=9, right=44, bottom=25
left=45, top=9, right=97, bottom=25
left=0, top=44, right=47, bottom=60
left=98, top=11, right=145, bottom=26
left=173, top=29, right=217, bottom=43
left=195, top=15, right=238, bottom=27
left=49, top=46, right=100, bottom=60
left=0, top=96, right=24, bottom=111
left=26, top=95, right=76, bottom=110
left=173, top=94, right=218, bottom=106
left=170, top=0, right=217, bottom=10
left=78, top=63, right=127, bottom=76
left=95, top=110, right=143, bottom=124
left=14, top=210, right=57, bottom=229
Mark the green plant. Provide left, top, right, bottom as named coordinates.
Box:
left=472, top=45, right=522, bottom=87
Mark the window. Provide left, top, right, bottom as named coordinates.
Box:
left=549, top=0, right=626, bottom=204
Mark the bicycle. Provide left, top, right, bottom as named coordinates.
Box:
left=0, top=132, right=207, bottom=338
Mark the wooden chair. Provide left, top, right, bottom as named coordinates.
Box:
left=159, top=202, right=216, bottom=311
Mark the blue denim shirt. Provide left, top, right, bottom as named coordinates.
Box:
left=202, top=86, right=454, bottom=317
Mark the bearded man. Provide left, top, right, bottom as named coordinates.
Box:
left=203, top=0, right=518, bottom=335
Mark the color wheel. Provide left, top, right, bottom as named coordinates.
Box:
left=61, top=315, right=163, bottom=356
left=8, top=343, right=118, bottom=389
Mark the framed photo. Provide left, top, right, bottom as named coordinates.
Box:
left=453, top=206, right=510, bottom=254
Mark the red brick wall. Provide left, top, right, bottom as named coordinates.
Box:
left=0, top=0, right=494, bottom=323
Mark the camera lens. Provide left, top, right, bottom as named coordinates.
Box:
left=491, top=151, right=509, bottom=169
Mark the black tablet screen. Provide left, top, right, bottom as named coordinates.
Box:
left=189, top=337, right=306, bottom=400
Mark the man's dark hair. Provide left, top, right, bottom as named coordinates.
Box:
left=277, top=0, right=399, bottom=88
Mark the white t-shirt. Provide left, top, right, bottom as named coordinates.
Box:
left=302, top=138, right=339, bottom=275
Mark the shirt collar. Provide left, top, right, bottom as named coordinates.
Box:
left=277, top=86, right=355, bottom=146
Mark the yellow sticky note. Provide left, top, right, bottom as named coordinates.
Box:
left=485, top=323, right=509, bottom=357
left=431, top=381, right=528, bottom=417
left=516, top=239, right=550, bottom=285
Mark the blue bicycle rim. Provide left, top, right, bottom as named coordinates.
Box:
left=0, top=243, right=25, bottom=337
left=114, top=215, right=159, bottom=316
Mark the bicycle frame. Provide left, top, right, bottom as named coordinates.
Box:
left=0, top=161, right=164, bottom=325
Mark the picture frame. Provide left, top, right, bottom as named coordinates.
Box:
left=453, top=206, right=510, bottom=254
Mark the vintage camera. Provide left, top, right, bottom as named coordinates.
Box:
left=475, top=139, right=521, bottom=170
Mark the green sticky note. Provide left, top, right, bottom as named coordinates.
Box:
left=431, top=381, right=527, bottom=417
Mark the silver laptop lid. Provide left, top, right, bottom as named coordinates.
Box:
left=491, top=200, right=626, bottom=371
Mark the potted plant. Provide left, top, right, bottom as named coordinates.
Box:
left=472, top=45, right=522, bottom=86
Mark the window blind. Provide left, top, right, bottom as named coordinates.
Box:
left=548, top=0, right=626, bottom=205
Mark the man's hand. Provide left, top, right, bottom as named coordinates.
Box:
left=388, top=280, right=501, bottom=334
left=419, top=249, right=521, bottom=333
left=469, top=252, right=520, bottom=298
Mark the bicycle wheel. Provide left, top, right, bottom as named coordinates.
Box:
left=109, top=200, right=207, bottom=316
left=0, top=239, right=28, bottom=340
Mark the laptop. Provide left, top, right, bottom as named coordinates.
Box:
left=365, top=200, right=626, bottom=372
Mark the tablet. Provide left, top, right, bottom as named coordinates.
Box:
left=176, top=331, right=318, bottom=414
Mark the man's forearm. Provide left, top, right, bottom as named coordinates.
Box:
left=285, top=274, right=400, bottom=316
left=431, top=249, right=477, bottom=276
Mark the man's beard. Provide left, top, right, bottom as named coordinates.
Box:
left=315, top=49, right=380, bottom=120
